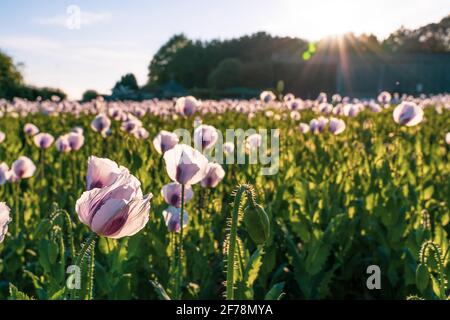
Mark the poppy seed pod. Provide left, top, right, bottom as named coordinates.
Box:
left=243, top=203, right=270, bottom=245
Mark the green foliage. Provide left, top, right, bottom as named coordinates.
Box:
left=0, top=105, right=448, bottom=300
left=208, top=58, right=243, bottom=89
left=82, top=90, right=101, bottom=102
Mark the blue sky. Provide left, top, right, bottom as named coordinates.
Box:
left=0, top=0, right=449, bottom=99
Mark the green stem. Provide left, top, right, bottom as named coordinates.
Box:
left=71, top=233, right=96, bottom=300
left=51, top=209, right=76, bottom=260
left=174, top=184, right=185, bottom=300
left=226, top=185, right=246, bottom=300
left=14, top=182, right=20, bottom=237
left=86, top=243, right=95, bottom=300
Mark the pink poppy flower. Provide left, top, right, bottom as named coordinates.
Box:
left=245, top=133, right=262, bottom=153
left=163, top=144, right=208, bottom=185
left=33, top=133, right=55, bottom=149
left=76, top=160, right=152, bottom=239
left=0, top=202, right=11, bottom=243
left=86, top=156, right=126, bottom=190
left=24, top=123, right=39, bottom=136
left=194, top=125, right=218, bottom=152
left=175, top=96, right=200, bottom=116
left=161, top=182, right=194, bottom=208
left=12, top=156, right=36, bottom=179
left=393, top=102, right=424, bottom=126
left=223, top=142, right=235, bottom=155
left=201, top=162, right=225, bottom=188
left=329, top=118, right=346, bottom=135
left=133, top=127, right=149, bottom=140
left=55, top=135, right=71, bottom=153
left=260, top=91, right=276, bottom=103
left=0, top=163, right=10, bottom=185
left=299, top=123, right=310, bottom=133
left=162, top=206, right=188, bottom=233
left=91, top=114, right=111, bottom=136
left=152, top=130, right=179, bottom=155
left=378, top=91, right=392, bottom=104
left=68, top=132, right=85, bottom=151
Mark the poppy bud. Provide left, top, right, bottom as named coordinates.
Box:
left=243, top=203, right=270, bottom=245
left=415, top=264, right=430, bottom=292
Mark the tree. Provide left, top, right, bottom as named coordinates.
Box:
left=82, top=89, right=100, bottom=102
left=207, top=58, right=243, bottom=89
left=0, top=50, right=23, bottom=99
left=147, top=34, right=190, bottom=85
left=112, top=73, right=139, bottom=92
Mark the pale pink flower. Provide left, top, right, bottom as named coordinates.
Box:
left=283, top=93, right=295, bottom=102
left=161, top=182, right=194, bottom=208
left=68, top=132, right=84, bottom=151
left=24, top=123, right=39, bottom=136
left=162, top=206, right=188, bottom=233
left=12, top=156, right=36, bottom=179
left=33, top=133, right=54, bottom=149
left=288, top=99, right=303, bottom=111
left=175, top=96, right=200, bottom=116
left=194, top=125, right=218, bottom=152
left=0, top=202, right=11, bottom=243
left=86, top=156, right=124, bottom=190
left=316, top=92, right=327, bottom=103
left=91, top=114, right=111, bottom=136
left=299, top=123, right=310, bottom=133
left=76, top=160, right=152, bottom=239
left=55, top=135, right=71, bottom=153
left=201, top=162, right=225, bottom=188
left=0, top=163, right=10, bottom=185
left=445, top=132, right=450, bottom=145
left=245, top=133, right=262, bottom=153
left=0, top=131, right=5, bottom=144
left=133, top=127, right=149, bottom=140
left=223, top=142, right=235, bottom=155
left=260, top=91, right=276, bottom=103
left=310, top=117, right=329, bottom=133
left=163, top=144, right=208, bottom=185
left=71, top=127, right=84, bottom=135
left=290, top=111, right=301, bottom=121
left=329, top=118, right=346, bottom=135
left=393, top=102, right=424, bottom=126
left=378, top=91, right=392, bottom=104
left=152, top=130, right=179, bottom=155
left=121, top=118, right=142, bottom=134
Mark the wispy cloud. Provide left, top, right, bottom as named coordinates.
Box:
left=0, top=35, right=150, bottom=98
left=34, top=10, right=112, bottom=28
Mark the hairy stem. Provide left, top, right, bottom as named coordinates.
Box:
left=70, top=233, right=96, bottom=300
left=226, top=185, right=246, bottom=300
left=175, top=184, right=185, bottom=299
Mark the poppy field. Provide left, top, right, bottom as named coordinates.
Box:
left=0, top=92, right=449, bottom=300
